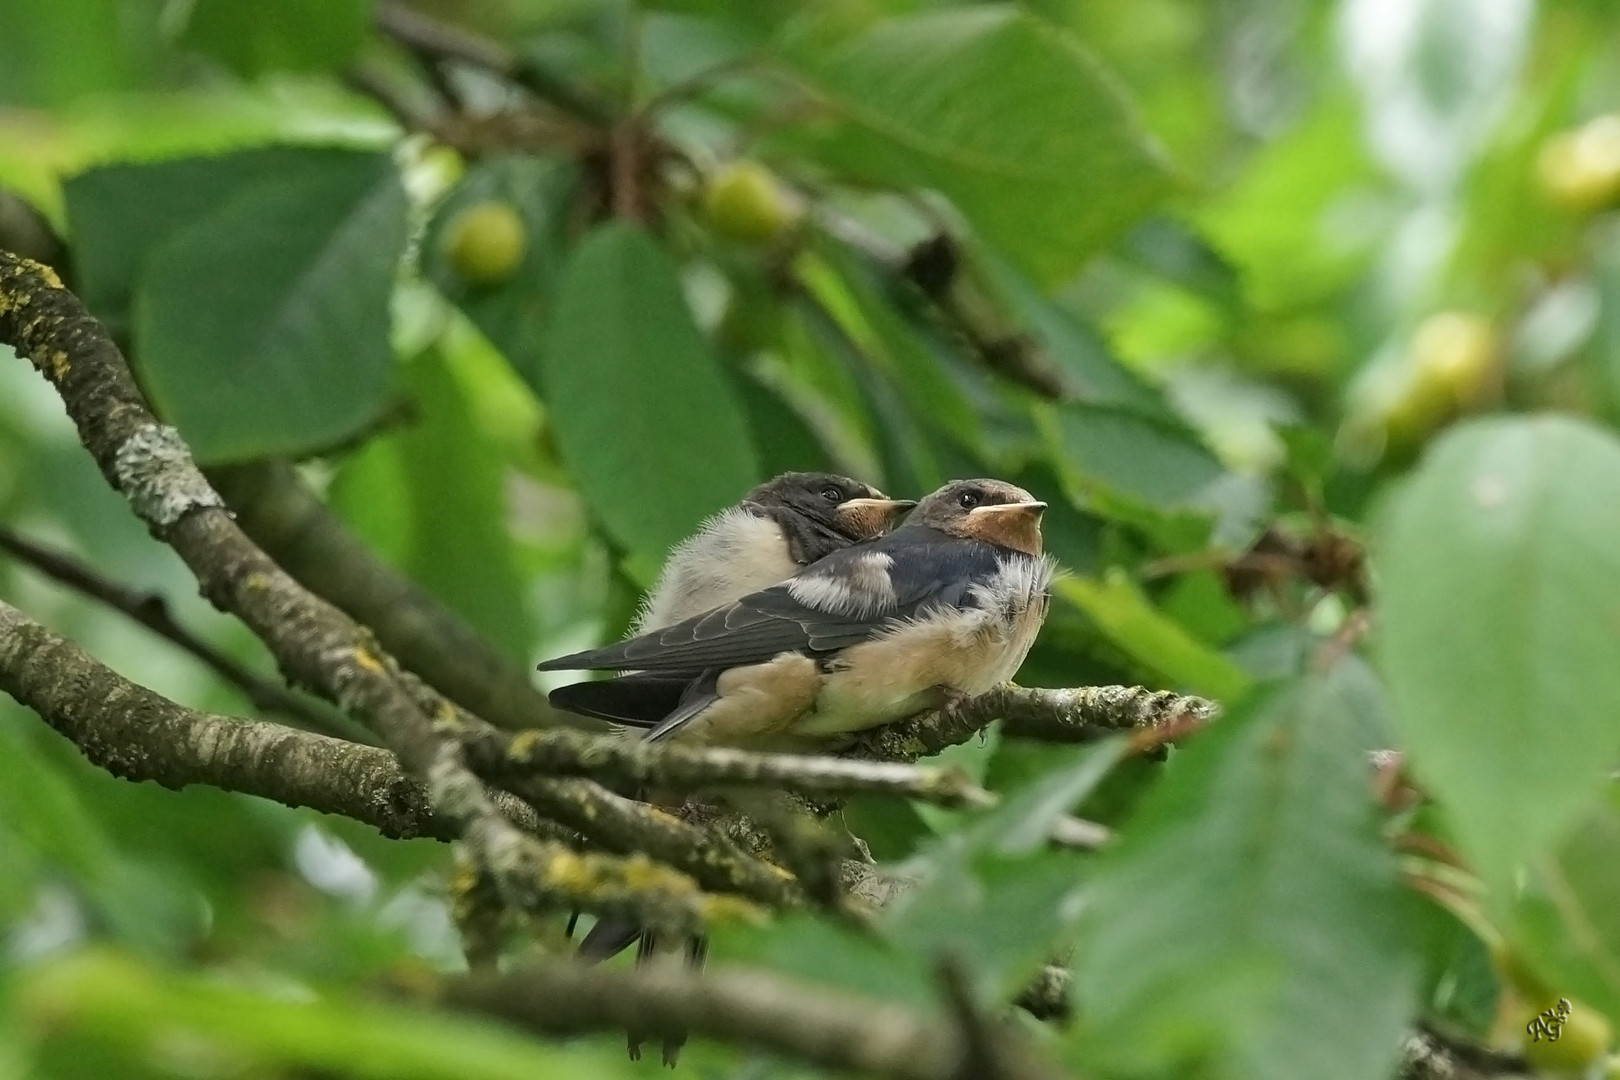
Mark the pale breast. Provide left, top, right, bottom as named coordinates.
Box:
left=636, top=508, right=796, bottom=630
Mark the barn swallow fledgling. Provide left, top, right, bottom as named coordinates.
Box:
left=546, top=472, right=911, bottom=1063
left=549, top=472, right=914, bottom=727
left=549, top=479, right=1051, bottom=1062
left=541, top=478, right=1053, bottom=750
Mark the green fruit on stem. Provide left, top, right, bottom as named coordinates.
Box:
left=704, top=161, right=799, bottom=245
left=443, top=200, right=527, bottom=285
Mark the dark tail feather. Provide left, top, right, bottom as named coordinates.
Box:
left=548, top=675, right=696, bottom=727
left=577, top=916, right=645, bottom=962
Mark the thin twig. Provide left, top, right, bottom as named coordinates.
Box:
left=342, top=62, right=444, bottom=137
left=375, top=0, right=613, bottom=126
left=207, top=461, right=585, bottom=733
left=464, top=724, right=996, bottom=807
left=0, top=525, right=363, bottom=741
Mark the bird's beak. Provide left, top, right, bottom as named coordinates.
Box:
left=965, top=501, right=1047, bottom=554
left=836, top=497, right=918, bottom=539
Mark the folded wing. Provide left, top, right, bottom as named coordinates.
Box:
left=537, top=530, right=998, bottom=674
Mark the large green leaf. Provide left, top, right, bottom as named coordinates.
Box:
left=1511, top=798, right=1620, bottom=1024
left=328, top=348, right=532, bottom=661
left=130, top=150, right=406, bottom=463
left=1375, top=416, right=1620, bottom=884
left=884, top=740, right=1127, bottom=1003
left=538, top=223, right=760, bottom=580
left=779, top=8, right=1173, bottom=285
left=65, top=147, right=383, bottom=325
left=1054, top=572, right=1253, bottom=701
left=179, top=0, right=368, bottom=76
left=981, top=248, right=1164, bottom=413
left=1050, top=402, right=1225, bottom=512
left=1072, top=672, right=1420, bottom=1080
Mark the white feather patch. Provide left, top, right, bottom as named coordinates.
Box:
left=786, top=551, right=897, bottom=618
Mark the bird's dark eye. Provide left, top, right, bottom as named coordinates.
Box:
left=958, top=491, right=981, bottom=510
left=821, top=486, right=843, bottom=502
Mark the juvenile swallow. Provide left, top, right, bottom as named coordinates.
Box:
left=547, top=472, right=910, bottom=1063
left=551, top=479, right=1051, bottom=1061
left=541, top=478, right=1053, bottom=750
left=550, top=472, right=913, bottom=727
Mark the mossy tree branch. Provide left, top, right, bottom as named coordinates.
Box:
left=0, top=249, right=744, bottom=942
left=446, top=959, right=1066, bottom=1080
left=851, top=683, right=1217, bottom=764
left=208, top=461, right=583, bottom=732
left=0, top=524, right=362, bottom=742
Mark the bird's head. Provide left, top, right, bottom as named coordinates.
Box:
left=745, top=472, right=916, bottom=543
left=909, top=479, right=1047, bottom=556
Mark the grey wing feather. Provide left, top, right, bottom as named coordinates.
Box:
left=536, top=530, right=1006, bottom=674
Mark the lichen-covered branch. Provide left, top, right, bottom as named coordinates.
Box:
left=0, top=596, right=802, bottom=920
left=207, top=461, right=582, bottom=733
left=0, top=250, right=743, bottom=941
left=1013, top=964, right=1073, bottom=1023
left=0, top=598, right=560, bottom=843
left=463, top=724, right=995, bottom=807
left=498, top=774, right=804, bottom=910
left=447, top=960, right=1065, bottom=1080
left=851, top=683, right=1217, bottom=764
left=0, top=524, right=362, bottom=741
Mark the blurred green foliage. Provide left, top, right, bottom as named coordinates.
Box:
left=5, top=0, right=1620, bottom=1077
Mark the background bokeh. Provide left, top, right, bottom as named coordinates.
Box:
left=4, top=1, right=1620, bottom=1077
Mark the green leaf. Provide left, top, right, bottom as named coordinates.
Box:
left=1512, top=800, right=1620, bottom=1022
left=422, top=157, right=579, bottom=389
left=801, top=245, right=985, bottom=454
left=982, top=249, right=1164, bottom=413
left=713, top=916, right=937, bottom=1012
left=1073, top=672, right=1421, bottom=1080
left=66, top=147, right=378, bottom=325
left=329, top=348, right=532, bottom=661
left=130, top=150, right=406, bottom=463
left=725, top=368, right=838, bottom=477
left=179, top=0, right=368, bottom=76
left=17, top=950, right=647, bottom=1080
left=64, top=148, right=407, bottom=462
left=1120, top=216, right=1242, bottom=311
left=0, top=0, right=161, bottom=107
left=885, top=741, right=1127, bottom=1001
left=1375, top=416, right=1620, bottom=884
left=1054, top=571, right=1253, bottom=701
left=1049, top=402, right=1226, bottom=512
left=778, top=8, right=1173, bottom=284
left=539, top=223, right=760, bottom=579
left=840, top=793, right=934, bottom=861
